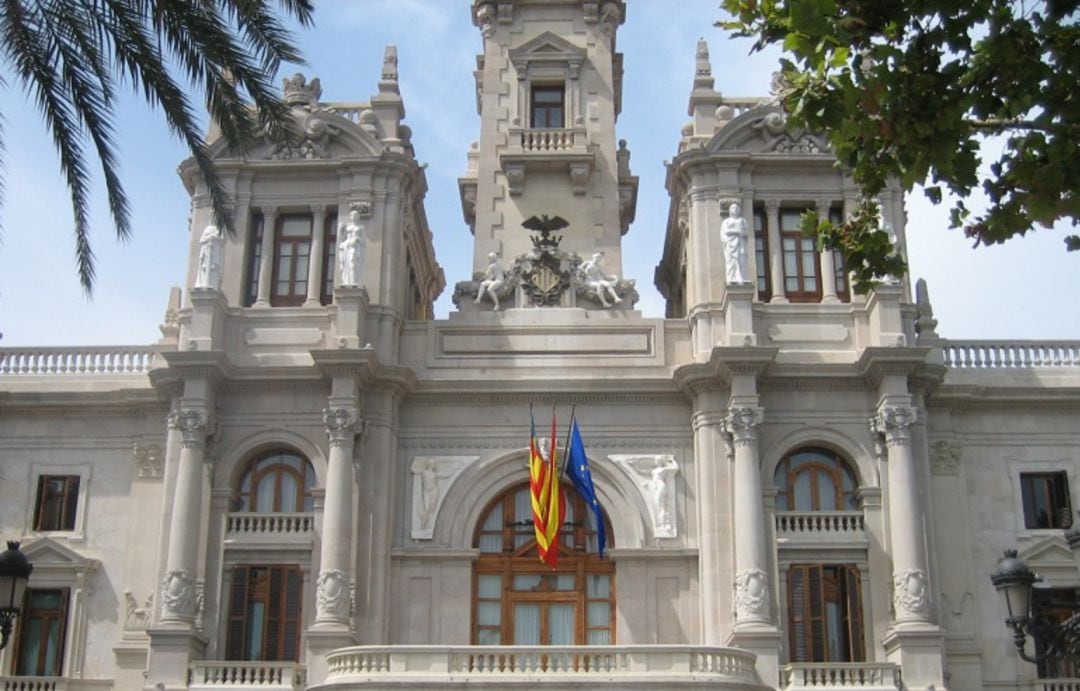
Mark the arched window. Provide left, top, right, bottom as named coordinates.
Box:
left=472, top=482, right=614, bottom=646
left=774, top=447, right=858, bottom=511
left=237, top=451, right=315, bottom=512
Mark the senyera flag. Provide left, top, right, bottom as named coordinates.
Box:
left=563, top=415, right=607, bottom=558
left=528, top=407, right=564, bottom=567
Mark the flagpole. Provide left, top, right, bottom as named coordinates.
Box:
left=561, top=405, right=576, bottom=474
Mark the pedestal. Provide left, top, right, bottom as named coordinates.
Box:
left=304, top=628, right=359, bottom=687
left=882, top=627, right=947, bottom=691
left=187, top=288, right=228, bottom=351
left=332, top=286, right=370, bottom=349
left=723, top=283, right=757, bottom=346
left=727, top=627, right=782, bottom=689
left=866, top=284, right=906, bottom=347
left=145, top=628, right=207, bottom=691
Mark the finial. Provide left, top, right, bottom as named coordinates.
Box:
left=382, top=45, right=398, bottom=82
left=694, top=38, right=714, bottom=91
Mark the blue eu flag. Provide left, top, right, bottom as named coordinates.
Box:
left=564, top=419, right=606, bottom=558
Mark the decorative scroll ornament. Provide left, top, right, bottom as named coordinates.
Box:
left=893, top=568, right=930, bottom=617
left=725, top=407, right=765, bottom=447
left=323, top=408, right=362, bottom=448
left=160, top=569, right=196, bottom=620
left=734, top=568, right=770, bottom=620
left=167, top=410, right=212, bottom=449
left=316, top=569, right=350, bottom=620
left=133, top=442, right=163, bottom=479
left=872, top=405, right=917, bottom=447
left=124, top=590, right=153, bottom=631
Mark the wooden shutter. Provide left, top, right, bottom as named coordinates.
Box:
left=843, top=565, right=865, bottom=662
left=282, top=568, right=302, bottom=661
left=225, top=567, right=250, bottom=660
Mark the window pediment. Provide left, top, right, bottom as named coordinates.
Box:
left=509, top=32, right=586, bottom=75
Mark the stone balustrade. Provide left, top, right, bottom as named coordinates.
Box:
left=189, top=662, right=303, bottom=690
left=0, top=346, right=157, bottom=375
left=776, top=511, right=865, bottom=539
left=1039, top=680, right=1080, bottom=691
left=323, top=645, right=765, bottom=688
left=225, top=512, right=314, bottom=538
left=0, top=679, right=64, bottom=691
left=516, top=128, right=585, bottom=152
left=942, top=341, right=1080, bottom=368
left=718, top=97, right=766, bottom=119
left=780, top=663, right=901, bottom=690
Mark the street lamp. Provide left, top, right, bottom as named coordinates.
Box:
left=0, top=541, right=33, bottom=650
left=991, top=547, right=1080, bottom=666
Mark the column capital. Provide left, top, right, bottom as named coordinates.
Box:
left=324, top=407, right=364, bottom=447
left=815, top=197, right=835, bottom=211
left=725, top=406, right=764, bottom=447
left=871, top=405, right=916, bottom=447
left=167, top=410, right=214, bottom=449
left=260, top=205, right=278, bottom=219
left=311, top=204, right=328, bottom=219
left=763, top=199, right=781, bottom=213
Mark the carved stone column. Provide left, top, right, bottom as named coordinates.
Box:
left=314, top=406, right=361, bottom=627
left=160, top=410, right=213, bottom=625
left=305, top=206, right=328, bottom=307
left=764, top=201, right=786, bottom=303
left=817, top=198, right=839, bottom=303
left=690, top=388, right=729, bottom=645
left=872, top=402, right=932, bottom=626
left=727, top=406, right=771, bottom=627
left=254, top=206, right=278, bottom=307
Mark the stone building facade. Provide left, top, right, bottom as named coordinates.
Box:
left=1, top=1, right=1078, bottom=690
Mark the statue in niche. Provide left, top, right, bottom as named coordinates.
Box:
left=338, top=208, right=367, bottom=287
left=474, top=252, right=508, bottom=310
left=721, top=202, right=750, bottom=285
left=194, top=225, right=223, bottom=289
left=649, top=463, right=677, bottom=532
left=578, top=252, right=623, bottom=307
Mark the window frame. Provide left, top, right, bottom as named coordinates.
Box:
left=1020, top=471, right=1073, bottom=530
left=12, top=588, right=69, bottom=677
left=33, top=476, right=80, bottom=532
left=27, top=465, right=91, bottom=541
left=774, top=448, right=859, bottom=513
left=785, top=563, right=865, bottom=664
left=270, top=214, right=313, bottom=307
left=779, top=207, right=822, bottom=302
left=236, top=451, right=316, bottom=514
left=320, top=212, right=338, bottom=305
left=753, top=206, right=771, bottom=301
left=1033, top=587, right=1080, bottom=679
left=530, top=84, right=566, bottom=129
left=225, top=564, right=304, bottom=662
left=244, top=213, right=265, bottom=307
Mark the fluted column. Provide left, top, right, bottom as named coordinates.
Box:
left=873, top=401, right=932, bottom=626
left=160, top=410, right=213, bottom=625
left=691, top=390, right=729, bottom=645
left=765, top=201, right=786, bottom=303
left=727, top=405, right=771, bottom=628
left=314, top=407, right=361, bottom=626
left=305, top=206, right=328, bottom=307
left=817, top=198, right=839, bottom=303
left=254, top=207, right=278, bottom=307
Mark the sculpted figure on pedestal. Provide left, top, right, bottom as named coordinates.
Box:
left=195, top=225, right=224, bottom=289
left=474, top=251, right=508, bottom=310
left=338, top=208, right=367, bottom=287
left=579, top=252, right=622, bottom=307
left=721, top=202, right=750, bottom=285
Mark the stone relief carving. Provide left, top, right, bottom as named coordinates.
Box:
left=577, top=252, right=624, bottom=308
left=871, top=405, right=917, bottom=447
left=752, top=109, right=828, bottom=154
left=268, top=73, right=341, bottom=160
left=124, top=590, right=153, bottom=631
left=930, top=440, right=962, bottom=475
left=323, top=407, right=362, bottom=447
left=160, top=569, right=196, bottom=620
left=194, top=225, right=224, bottom=290
left=133, top=442, right=163, bottom=479
left=474, top=252, right=510, bottom=311
left=409, top=456, right=474, bottom=540
left=167, top=410, right=214, bottom=450
left=940, top=591, right=974, bottom=635
left=599, top=1, right=621, bottom=38
left=608, top=454, right=679, bottom=538
left=892, top=568, right=929, bottom=617
left=734, top=568, right=770, bottom=620
left=724, top=407, right=765, bottom=447
left=316, top=569, right=350, bottom=620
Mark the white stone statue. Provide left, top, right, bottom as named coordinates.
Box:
left=474, top=252, right=507, bottom=310
left=409, top=456, right=472, bottom=540
left=721, top=202, right=749, bottom=285
left=194, top=225, right=223, bottom=289
left=649, top=463, right=676, bottom=532
left=338, top=209, right=367, bottom=287
left=608, top=454, right=680, bottom=538
left=580, top=252, right=622, bottom=307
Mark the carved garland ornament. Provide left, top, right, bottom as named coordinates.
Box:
left=160, top=569, right=196, bottom=620
left=892, top=568, right=930, bottom=617
left=734, top=568, right=770, bottom=620
left=316, top=569, right=351, bottom=620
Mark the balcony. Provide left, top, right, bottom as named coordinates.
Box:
left=189, top=662, right=304, bottom=691
left=780, top=663, right=901, bottom=690
left=0, top=346, right=158, bottom=376
left=775, top=512, right=866, bottom=547
left=1038, top=681, right=1080, bottom=691
left=500, top=127, right=594, bottom=196
left=942, top=341, right=1080, bottom=368
left=318, top=645, right=769, bottom=689
left=0, top=680, right=66, bottom=691
left=224, top=512, right=314, bottom=549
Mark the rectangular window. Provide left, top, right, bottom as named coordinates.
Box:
left=226, top=565, right=303, bottom=662
left=14, top=589, right=69, bottom=677
left=780, top=209, right=821, bottom=302
left=787, top=564, right=864, bottom=663
left=1021, top=472, right=1073, bottom=529
left=321, top=212, right=338, bottom=305
left=531, top=85, right=565, bottom=128
left=244, top=213, right=264, bottom=307
left=33, top=476, right=79, bottom=532
left=271, top=215, right=313, bottom=307
left=753, top=206, right=771, bottom=301
left=1034, top=588, right=1079, bottom=679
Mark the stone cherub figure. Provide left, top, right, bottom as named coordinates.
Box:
left=338, top=208, right=367, bottom=287
left=721, top=202, right=750, bottom=285
left=194, top=224, right=223, bottom=289
left=579, top=251, right=622, bottom=307
left=474, top=251, right=508, bottom=310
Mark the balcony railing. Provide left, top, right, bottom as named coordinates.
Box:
left=942, top=341, right=1080, bottom=368
left=776, top=512, right=865, bottom=540
left=512, top=127, right=587, bottom=153
left=0, top=679, right=65, bottom=691
left=189, top=662, right=303, bottom=690
left=780, top=663, right=901, bottom=689
left=1039, top=680, right=1080, bottom=691
left=323, top=645, right=766, bottom=687
left=225, top=512, right=314, bottom=539
left=0, top=346, right=158, bottom=376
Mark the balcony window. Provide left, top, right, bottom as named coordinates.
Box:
left=225, top=565, right=302, bottom=662
left=780, top=209, right=821, bottom=301
left=245, top=211, right=337, bottom=307
left=531, top=85, right=565, bottom=128
left=473, top=483, right=613, bottom=645
left=775, top=448, right=858, bottom=512
left=1021, top=471, right=1073, bottom=529
left=13, top=589, right=69, bottom=676
left=1034, top=587, right=1079, bottom=679
left=787, top=564, right=864, bottom=663
left=237, top=451, right=315, bottom=513
left=33, top=476, right=80, bottom=532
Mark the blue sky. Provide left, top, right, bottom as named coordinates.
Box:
left=0, top=0, right=1076, bottom=346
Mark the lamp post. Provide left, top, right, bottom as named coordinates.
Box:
left=0, top=541, right=32, bottom=650
left=991, top=547, right=1080, bottom=667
